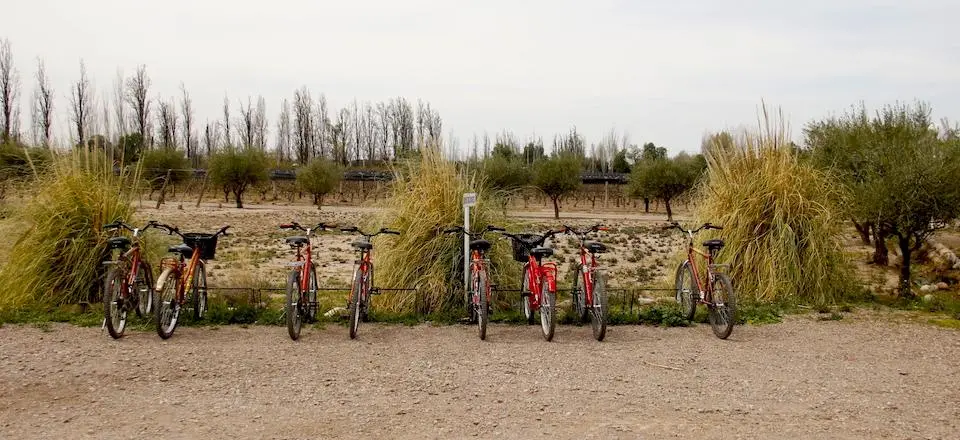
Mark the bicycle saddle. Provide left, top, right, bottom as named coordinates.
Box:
left=469, top=239, right=491, bottom=252
left=168, top=244, right=194, bottom=258
left=703, top=239, right=725, bottom=250
left=351, top=241, right=373, bottom=250
left=107, top=236, right=131, bottom=249
left=285, top=236, right=309, bottom=246
left=585, top=241, right=607, bottom=254
left=530, top=247, right=554, bottom=259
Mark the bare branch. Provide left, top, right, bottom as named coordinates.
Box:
left=125, top=65, right=151, bottom=144
left=32, top=58, right=54, bottom=147
left=0, top=38, right=21, bottom=144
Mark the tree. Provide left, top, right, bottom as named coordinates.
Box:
left=180, top=83, right=196, bottom=165
left=522, top=139, right=545, bottom=165
left=221, top=94, right=231, bottom=148
left=276, top=99, right=292, bottom=163
left=112, top=69, right=126, bottom=139
left=70, top=61, right=93, bottom=147
left=32, top=58, right=53, bottom=148
left=139, top=148, right=190, bottom=197
left=296, top=157, right=342, bottom=208
left=628, top=152, right=706, bottom=221
left=126, top=65, right=151, bottom=143
left=117, top=132, right=145, bottom=163
left=155, top=96, right=177, bottom=149
left=208, top=147, right=270, bottom=208
left=292, top=87, right=313, bottom=164
left=611, top=149, right=631, bottom=173
left=533, top=155, right=582, bottom=219
left=0, top=38, right=20, bottom=144
left=805, top=101, right=960, bottom=295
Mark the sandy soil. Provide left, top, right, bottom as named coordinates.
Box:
left=1, top=314, right=958, bottom=439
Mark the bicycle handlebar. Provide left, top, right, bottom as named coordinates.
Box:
left=280, top=222, right=337, bottom=233
left=562, top=224, right=608, bottom=236
left=663, top=222, right=723, bottom=233
left=442, top=225, right=505, bottom=239
left=340, top=226, right=401, bottom=238
left=104, top=220, right=168, bottom=235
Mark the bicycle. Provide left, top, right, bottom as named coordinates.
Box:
left=664, top=221, right=737, bottom=339
left=280, top=221, right=336, bottom=341
left=339, top=225, right=401, bottom=339
left=443, top=224, right=506, bottom=341
left=101, top=220, right=163, bottom=339
left=154, top=224, right=230, bottom=339
left=562, top=223, right=610, bottom=341
left=499, top=227, right=563, bottom=341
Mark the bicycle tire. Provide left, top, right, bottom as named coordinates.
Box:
left=521, top=266, right=534, bottom=325
left=476, top=269, right=489, bottom=341
left=155, top=268, right=180, bottom=339
left=589, top=271, right=607, bottom=341
left=708, top=273, right=737, bottom=339
left=192, top=261, right=207, bottom=321
left=361, top=263, right=372, bottom=322
left=134, top=260, right=154, bottom=319
left=348, top=268, right=363, bottom=339
left=571, top=265, right=588, bottom=323
left=286, top=270, right=302, bottom=340
left=540, top=278, right=556, bottom=342
left=306, top=263, right=319, bottom=323
left=103, top=265, right=127, bottom=339
left=675, top=261, right=697, bottom=321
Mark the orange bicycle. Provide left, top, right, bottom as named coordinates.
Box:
left=664, top=221, right=737, bottom=339
left=153, top=224, right=230, bottom=339
left=101, top=220, right=163, bottom=339
left=339, top=226, right=400, bottom=339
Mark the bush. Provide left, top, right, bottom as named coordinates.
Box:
left=533, top=154, right=581, bottom=219
left=208, top=147, right=270, bottom=208
left=296, top=158, right=342, bottom=208
left=693, top=105, right=855, bottom=305
left=372, top=146, right=519, bottom=315
left=0, top=150, right=140, bottom=312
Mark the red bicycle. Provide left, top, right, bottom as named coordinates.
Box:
left=443, top=224, right=505, bottom=340
left=339, top=226, right=401, bottom=339
left=280, top=221, right=336, bottom=341
left=562, top=224, right=610, bottom=341
left=499, top=228, right=562, bottom=341
left=665, top=221, right=737, bottom=339
left=101, top=220, right=163, bottom=339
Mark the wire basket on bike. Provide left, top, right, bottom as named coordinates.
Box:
left=182, top=233, right=220, bottom=260
left=510, top=233, right=542, bottom=262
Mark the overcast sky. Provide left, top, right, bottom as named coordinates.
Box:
left=5, top=0, right=958, bottom=156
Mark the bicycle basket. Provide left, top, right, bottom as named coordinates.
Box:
left=182, top=233, right=219, bottom=260
left=511, top=234, right=542, bottom=262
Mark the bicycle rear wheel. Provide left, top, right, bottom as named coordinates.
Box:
left=571, top=266, right=589, bottom=323
left=708, top=273, right=737, bottom=339
left=192, top=261, right=207, bottom=321
left=675, top=261, right=697, bottom=321
left=155, top=269, right=181, bottom=339
left=348, top=268, right=365, bottom=339
left=361, top=264, right=372, bottom=322
left=539, top=279, right=556, bottom=342
left=286, top=270, right=303, bottom=340
left=306, top=263, right=319, bottom=323
left=103, top=265, right=127, bottom=339
left=589, top=271, right=608, bottom=341
left=134, top=260, right=154, bottom=319
left=475, top=269, right=489, bottom=341
left=520, top=266, right=534, bottom=325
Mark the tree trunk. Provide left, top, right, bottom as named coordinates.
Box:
left=551, top=196, right=560, bottom=219
left=897, top=234, right=913, bottom=297
left=872, top=227, right=889, bottom=266
left=665, top=199, right=673, bottom=222
left=234, top=189, right=244, bottom=208
left=643, top=198, right=649, bottom=213
left=853, top=220, right=871, bottom=245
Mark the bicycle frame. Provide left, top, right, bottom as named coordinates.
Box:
left=470, top=248, right=490, bottom=305
left=577, top=245, right=598, bottom=306
left=161, top=245, right=203, bottom=306
left=349, top=247, right=373, bottom=304
left=291, top=232, right=315, bottom=293
left=524, top=254, right=557, bottom=310
left=680, top=229, right=726, bottom=305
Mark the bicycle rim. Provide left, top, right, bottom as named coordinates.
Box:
left=476, top=270, right=488, bottom=341
left=349, top=269, right=363, bottom=339
left=156, top=275, right=180, bottom=339
left=589, top=271, right=607, bottom=341
left=539, top=279, right=555, bottom=342
left=708, top=273, right=737, bottom=339
left=286, top=270, right=302, bottom=340
left=103, top=267, right=126, bottom=339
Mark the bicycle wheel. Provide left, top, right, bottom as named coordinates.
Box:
left=539, top=278, right=556, bottom=342
left=103, top=265, right=127, bottom=339
left=192, top=261, right=208, bottom=321
left=348, top=268, right=364, bottom=339
left=306, top=263, right=319, bottom=323
left=475, top=269, right=489, bottom=341
left=708, top=273, right=737, bottom=339
left=155, top=269, right=181, bottom=339
left=286, top=270, right=302, bottom=340
left=571, top=265, right=588, bottom=323
left=134, top=260, right=154, bottom=319
left=361, top=264, right=372, bottom=322
left=675, top=261, right=697, bottom=321
left=520, top=266, right=534, bottom=325
left=589, top=271, right=608, bottom=341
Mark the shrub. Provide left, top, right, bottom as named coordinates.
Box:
left=296, top=158, right=342, bottom=208
left=692, top=104, right=855, bottom=305
left=208, top=147, right=269, bottom=208
left=533, top=154, right=581, bottom=219
left=138, top=148, right=190, bottom=195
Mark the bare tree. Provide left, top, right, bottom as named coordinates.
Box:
left=0, top=38, right=20, bottom=144
left=32, top=58, right=54, bottom=147
left=292, top=87, right=314, bottom=163
left=112, top=69, right=126, bottom=139
left=332, top=107, right=350, bottom=166
left=352, top=99, right=361, bottom=164
left=222, top=94, right=232, bottom=147
left=253, top=95, right=267, bottom=151
left=416, top=99, right=427, bottom=147
left=391, top=97, right=414, bottom=158
left=276, top=99, right=291, bottom=163
left=364, top=102, right=376, bottom=163
left=237, top=97, right=254, bottom=149
left=155, top=96, right=177, bottom=149
left=376, top=102, right=391, bottom=161
left=203, top=121, right=220, bottom=158
left=126, top=65, right=151, bottom=145
left=180, top=83, right=195, bottom=164
left=99, top=93, right=111, bottom=143
left=315, top=93, right=328, bottom=158
left=70, top=60, right=93, bottom=147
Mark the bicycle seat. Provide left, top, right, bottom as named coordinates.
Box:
left=469, top=239, right=491, bottom=252
left=107, top=236, right=131, bottom=250
left=530, top=247, right=554, bottom=259
left=168, top=244, right=194, bottom=258
left=351, top=241, right=373, bottom=251
left=585, top=241, right=607, bottom=254
left=285, top=236, right=309, bottom=246
left=703, top=239, right=725, bottom=250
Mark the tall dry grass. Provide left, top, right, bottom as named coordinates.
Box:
left=0, top=149, right=140, bottom=312
left=692, top=104, right=854, bottom=304
left=371, top=146, right=519, bottom=314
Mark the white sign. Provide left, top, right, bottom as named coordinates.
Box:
left=463, top=192, right=477, bottom=207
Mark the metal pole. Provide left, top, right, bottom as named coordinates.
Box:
left=463, top=203, right=470, bottom=307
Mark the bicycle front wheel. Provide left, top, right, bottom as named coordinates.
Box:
left=520, top=266, right=534, bottom=325
left=539, top=279, right=556, bottom=342
left=306, top=263, right=319, bottom=323
left=286, top=270, right=302, bottom=340
left=589, top=271, right=608, bottom=341
left=103, top=265, right=127, bottom=339
left=708, top=273, right=737, bottom=339
left=192, top=261, right=207, bottom=321
left=348, top=268, right=365, bottom=339
left=155, top=269, right=181, bottom=340
left=571, top=265, right=588, bottom=323
left=675, top=261, right=697, bottom=321
left=475, top=269, right=489, bottom=341
left=134, top=260, right=154, bottom=319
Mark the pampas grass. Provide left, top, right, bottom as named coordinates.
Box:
left=692, top=104, right=854, bottom=305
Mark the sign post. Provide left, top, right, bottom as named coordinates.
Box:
left=462, top=192, right=477, bottom=308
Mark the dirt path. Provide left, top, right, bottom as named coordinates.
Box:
left=1, top=315, right=958, bottom=440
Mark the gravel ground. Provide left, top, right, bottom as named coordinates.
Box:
left=1, top=314, right=958, bottom=440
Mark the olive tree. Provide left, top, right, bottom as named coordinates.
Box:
left=208, top=147, right=270, bottom=208
left=296, top=157, right=341, bottom=209
left=628, top=152, right=705, bottom=221
left=533, top=154, right=581, bottom=219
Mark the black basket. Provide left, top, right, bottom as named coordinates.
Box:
left=182, top=233, right=219, bottom=260
left=511, top=234, right=542, bottom=262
